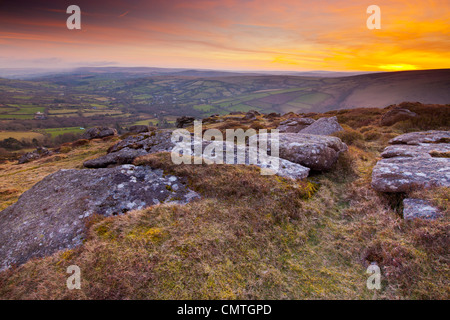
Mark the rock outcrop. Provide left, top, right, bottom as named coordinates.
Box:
left=128, top=125, right=149, bottom=134
left=242, top=110, right=260, bottom=121
left=298, top=116, right=343, bottom=136
left=86, top=129, right=347, bottom=176
left=107, top=131, right=174, bottom=154
left=276, top=133, right=348, bottom=171
left=380, top=108, right=417, bottom=126
left=175, top=116, right=195, bottom=128
left=403, top=198, right=442, bottom=220
left=0, top=165, right=199, bottom=271
left=81, top=126, right=117, bottom=140
left=277, top=117, right=315, bottom=133
left=372, top=130, right=450, bottom=192
left=83, top=148, right=148, bottom=168
left=389, top=130, right=450, bottom=145
left=18, top=147, right=53, bottom=164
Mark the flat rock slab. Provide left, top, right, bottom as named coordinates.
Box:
left=371, top=157, right=450, bottom=192
left=389, top=130, right=450, bottom=145
left=0, top=165, right=199, bottom=271
left=403, top=198, right=442, bottom=220
left=381, top=143, right=450, bottom=158
left=84, top=147, right=148, bottom=168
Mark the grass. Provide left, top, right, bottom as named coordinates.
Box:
left=0, top=103, right=448, bottom=300
left=43, top=127, right=86, bottom=138
left=0, top=138, right=118, bottom=211
left=0, top=131, right=45, bottom=141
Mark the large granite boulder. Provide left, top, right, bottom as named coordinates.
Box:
left=403, top=198, right=443, bottom=220
left=0, top=165, right=199, bottom=271
left=275, top=133, right=348, bottom=171
left=188, top=140, right=310, bottom=180
left=380, top=108, right=417, bottom=126
left=81, top=126, right=117, bottom=140
left=298, top=116, right=343, bottom=136
left=372, top=131, right=450, bottom=192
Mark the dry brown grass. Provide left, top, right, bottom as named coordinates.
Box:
left=0, top=106, right=449, bottom=300
left=0, top=138, right=118, bottom=210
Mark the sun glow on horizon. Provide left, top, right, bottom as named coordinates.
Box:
left=0, top=0, right=449, bottom=71
left=378, top=64, right=418, bottom=71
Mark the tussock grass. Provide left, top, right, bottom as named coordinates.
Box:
left=0, top=105, right=448, bottom=300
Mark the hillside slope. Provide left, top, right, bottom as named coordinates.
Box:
left=0, top=102, right=448, bottom=300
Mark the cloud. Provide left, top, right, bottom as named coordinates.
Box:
left=0, top=0, right=448, bottom=71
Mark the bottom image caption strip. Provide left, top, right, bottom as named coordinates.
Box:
left=177, top=304, right=272, bottom=317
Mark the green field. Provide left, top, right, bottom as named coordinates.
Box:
left=43, top=127, right=86, bottom=138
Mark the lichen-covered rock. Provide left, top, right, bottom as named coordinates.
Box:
left=0, top=165, right=199, bottom=271
left=381, top=144, right=450, bottom=158
left=81, top=126, right=117, bottom=140
left=403, top=198, right=442, bottom=220
left=372, top=130, right=450, bottom=193
left=298, top=116, right=343, bottom=136
left=371, top=157, right=450, bottom=192
left=108, top=131, right=174, bottom=154
left=83, top=148, right=148, bottom=168
left=176, top=138, right=310, bottom=180
left=276, top=133, right=348, bottom=171
left=389, top=130, right=450, bottom=145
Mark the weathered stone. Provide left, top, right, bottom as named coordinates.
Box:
left=81, top=126, right=117, bottom=140
left=175, top=137, right=310, bottom=180
left=0, top=165, right=199, bottom=271
left=371, top=157, right=450, bottom=192
left=298, top=116, right=343, bottom=136
left=128, top=125, right=149, bottom=134
left=83, top=148, right=147, bottom=168
left=242, top=110, right=260, bottom=121
left=389, top=130, right=450, bottom=145
left=403, top=198, right=442, bottom=220
left=380, top=108, right=417, bottom=126
left=381, top=144, right=450, bottom=158
left=277, top=117, right=315, bottom=133
left=175, top=116, right=195, bottom=128
left=108, top=131, right=174, bottom=154
left=275, top=133, right=348, bottom=171
left=18, top=147, right=52, bottom=164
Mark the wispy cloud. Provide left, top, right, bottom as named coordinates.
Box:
left=0, top=0, right=448, bottom=70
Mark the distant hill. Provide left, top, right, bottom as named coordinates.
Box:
left=0, top=68, right=448, bottom=118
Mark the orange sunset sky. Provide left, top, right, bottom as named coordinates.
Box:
left=0, top=0, right=449, bottom=71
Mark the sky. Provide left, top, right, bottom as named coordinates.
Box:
left=0, top=0, right=449, bottom=71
